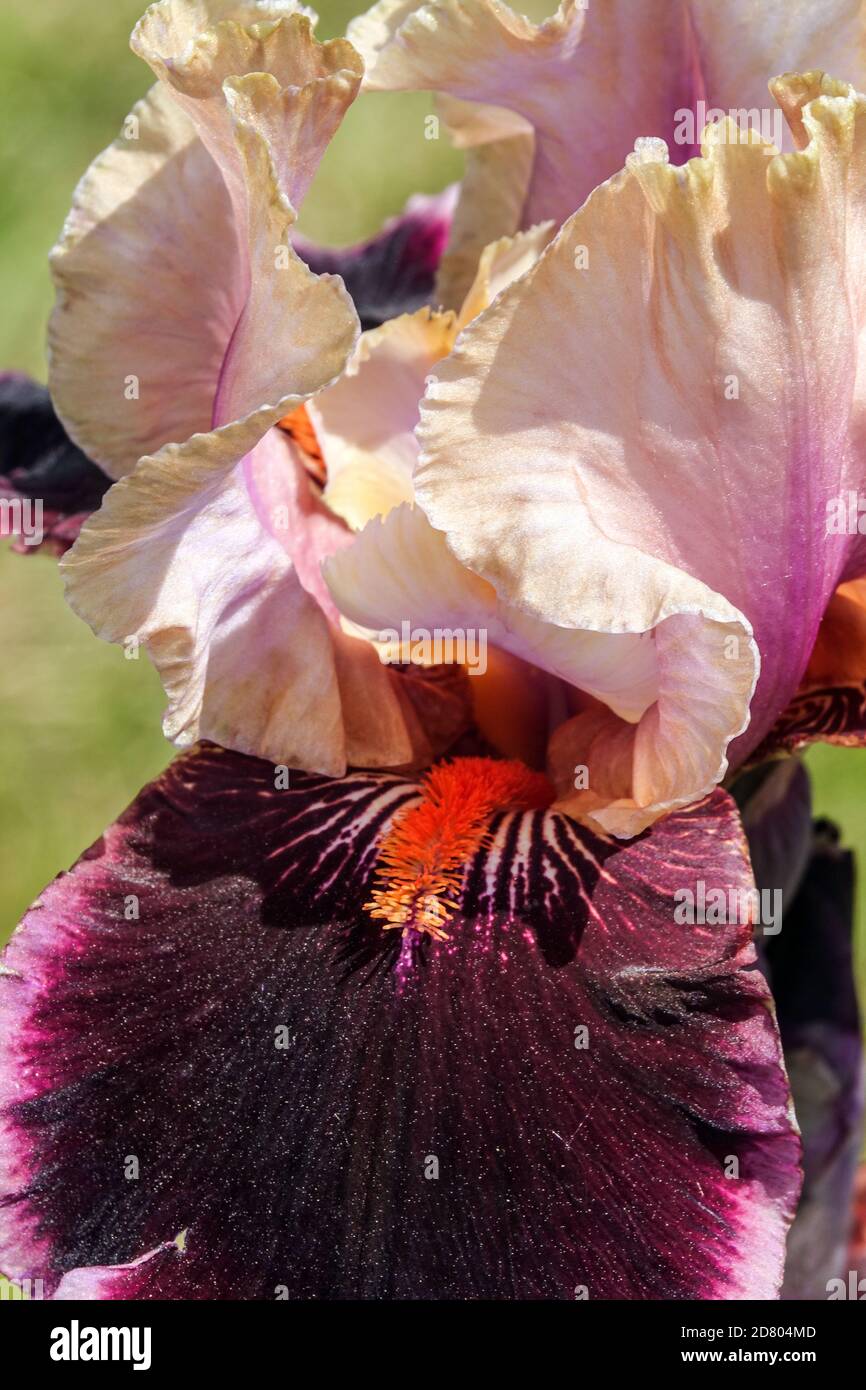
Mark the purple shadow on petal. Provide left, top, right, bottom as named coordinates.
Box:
left=295, top=188, right=456, bottom=330
left=1, top=746, right=799, bottom=1299
left=0, top=373, right=110, bottom=555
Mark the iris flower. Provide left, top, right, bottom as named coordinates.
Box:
left=1, top=0, right=865, bottom=1300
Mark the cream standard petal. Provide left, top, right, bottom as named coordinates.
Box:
left=350, top=0, right=866, bottom=230
left=309, top=308, right=456, bottom=530
left=417, top=76, right=866, bottom=783
left=324, top=505, right=755, bottom=835
left=349, top=0, right=579, bottom=270
left=61, top=426, right=422, bottom=775
left=308, top=227, right=552, bottom=529
left=432, top=94, right=535, bottom=309
left=131, top=2, right=354, bottom=213
left=50, top=6, right=360, bottom=478
left=212, top=70, right=359, bottom=428
left=455, top=220, right=555, bottom=330
left=48, top=84, right=241, bottom=478
left=132, top=6, right=363, bottom=429
left=324, top=501, right=660, bottom=723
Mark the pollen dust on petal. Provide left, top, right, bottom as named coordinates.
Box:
left=367, top=756, right=554, bottom=942
left=278, top=403, right=326, bottom=485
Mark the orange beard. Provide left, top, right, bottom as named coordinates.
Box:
left=367, top=756, right=554, bottom=940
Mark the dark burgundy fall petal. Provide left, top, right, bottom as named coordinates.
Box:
left=294, top=188, right=455, bottom=331
left=734, top=758, right=814, bottom=913
left=52, top=1241, right=184, bottom=1300
left=762, top=822, right=865, bottom=1301
left=751, top=682, right=866, bottom=760
left=0, top=745, right=799, bottom=1300
left=0, top=373, right=110, bottom=556
left=748, top=583, right=866, bottom=760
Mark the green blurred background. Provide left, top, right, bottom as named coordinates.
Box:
left=0, top=0, right=864, bottom=1014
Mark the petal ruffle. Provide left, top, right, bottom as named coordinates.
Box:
left=416, top=77, right=866, bottom=796
left=61, top=428, right=454, bottom=774
left=132, top=4, right=362, bottom=435
left=351, top=0, right=866, bottom=231
left=50, top=5, right=361, bottom=477
left=1, top=745, right=799, bottom=1299
left=325, top=502, right=660, bottom=724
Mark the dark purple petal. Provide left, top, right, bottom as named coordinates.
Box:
left=295, top=188, right=455, bottom=331
left=735, top=758, right=814, bottom=912
left=752, top=683, right=866, bottom=760
left=1, top=746, right=799, bottom=1300
left=736, top=764, right=863, bottom=1298
left=762, top=822, right=865, bottom=1300
left=0, top=373, right=110, bottom=556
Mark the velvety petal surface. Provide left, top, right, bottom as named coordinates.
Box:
left=0, top=375, right=109, bottom=555
left=735, top=757, right=814, bottom=912
left=417, top=77, right=866, bottom=798
left=763, top=822, right=865, bottom=1300
left=351, top=0, right=866, bottom=231
left=1, top=745, right=799, bottom=1300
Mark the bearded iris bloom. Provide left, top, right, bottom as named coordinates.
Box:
left=1, top=0, right=865, bottom=1301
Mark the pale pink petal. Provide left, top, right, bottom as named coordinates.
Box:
left=48, top=84, right=241, bottom=477
left=415, top=75, right=866, bottom=783
left=455, top=220, right=555, bottom=329
left=324, top=502, right=659, bottom=719
left=61, top=428, right=434, bottom=774
left=243, top=425, right=351, bottom=620
left=352, top=0, right=866, bottom=229
left=50, top=4, right=361, bottom=477
left=324, top=504, right=755, bottom=833
left=432, top=94, right=535, bottom=308
left=309, top=227, right=553, bottom=531
left=132, top=6, right=363, bottom=429
left=53, top=7, right=395, bottom=773
left=131, top=1, right=351, bottom=214
left=309, top=309, right=457, bottom=530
